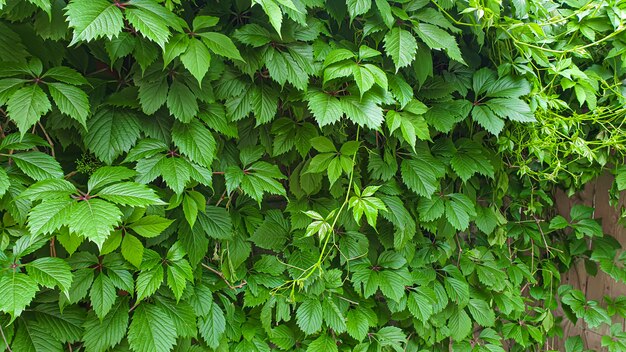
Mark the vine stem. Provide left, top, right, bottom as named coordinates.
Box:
left=0, top=323, right=12, bottom=352
left=297, top=126, right=361, bottom=283
left=201, top=262, right=246, bottom=290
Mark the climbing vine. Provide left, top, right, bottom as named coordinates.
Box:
left=1, top=0, right=626, bottom=351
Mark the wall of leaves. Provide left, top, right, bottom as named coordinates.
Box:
left=1, top=0, right=626, bottom=351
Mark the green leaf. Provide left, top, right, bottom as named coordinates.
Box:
left=449, top=308, right=472, bottom=341
left=346, top=308, right=370, bottom=341
left=198, top=302, right=226, bottom=349
left=198, top=32, right=244, bottom=61
left=0, top=167, right=9, bottom=197
left=85, top=108, right=141, bottom=164
left=65, top=0, right=124, bottom=45
left=383, top=27, right=417, bottom=71
left=128, top=304, right=177, bottom=352
left=83, top=297, right=129, bottom=352
left=417, top=196, right=445, bottom=222
left=121, top=234, right=144, bottom=268
left=340, top=94, right=384, bottom=129
left=254, top=0, right=283, bottom=35
left=97, top=182, right=164, bottom=206
left=88, top=166, right=137, bottom=192
left=43, top=66, right=89, bottom=86
left=129, top=215, right=174, bottom=238
left=401, top=158, right=440, bottom=198
left=468, top=299, right=495, bottom=327
left=296, top=298, right=323, bottom=335
left=6, top=85, right=52, bottom=133
left=249, top=210, right=289, bottom=250
left=172, top=120, right=216, bottom=168
left=136, top=265, right=164, bottom=301
left=472, top=105, right=504, bottom=136
left=415, top=23, right=465, bottom=64
left=407, top=290, right=434, bottom=322
left=181, top=39, right=211, bottom=83
left=270, top=325, right=296, bottom=350
left=307, top=90, right=343, bottom=126
left=90, top=274, right=117, bottom=320
left=12, top=151, right=64, bottom=181
left=251, top=84, right=279, bottom=125
left=48, top=82, right=90, bottom=127
left=450, top=139, right=495, bottom=182
left=0, top=273, right=38, bottom=319
left=233, top=24, right=272, bottom=47
left=167, top=80, right=198, bottom=122
left=67, top=199, right=122, bottom=249
left=346, top=0, right=371, bottom=20
left=33, top=304, right=85, bottom=343
left=27, top=199, right=74, bottom=235
left=26, top=257, right=72, bottom=294
left=157, top=157, right=191, bottom=194
left=21, top=179, right=75, bottom=201
left=198, top=206, right=232, bottom=239
left=124, top=5, right=171, bottom=47
left=445, top=193, right=476, bottom=231
left=307, top=334, right=338, bottom=352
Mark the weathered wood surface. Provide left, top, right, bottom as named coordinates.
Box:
left=555, top=173, right=626, bottom=350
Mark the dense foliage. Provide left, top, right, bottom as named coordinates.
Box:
left=2, top=0, right=626, bottom=351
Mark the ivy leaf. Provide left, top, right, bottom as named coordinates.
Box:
left=172, top=120, right=216, bottom=168
left=26, top=257, right=73, bottom=294
left=0, top=273, right=38, bottom=319
left=83, top=297, right=129, bottom=352
left=97, top=182, right=164, bottom=206
left=6, top=85, right=52, bottom=133
left=253, top=0, right=283, bottom=35
left=180, top=39, right=211, bottom=83
left=415, top=23, right=465, bottom=64
left=128, top=304, right=177, bottom=352
left=340, top=94, right=384, bottom=129
left=167, top=80, right=198, bottom=123
left=66, top=199, right=123, bottom=249
left=198, top=32, right=244, bottom=62
left=121, top=233, right=144, bottom=268
left=401, top=158, right=440, bottom=198
left=136, top=265, right=164, bottom=301
left=65, top=0, right=124, bottom=45
left=445, top=193, right=476, bottom=231
left=90, top=274, right=117, bottom=320
left=88, top=166, right=137, bottom=192
left=307, top=90, right=343, bottom=127
left=157, top=157, right=191, bottom=194
left=383, top=27, right=417, bottom=71
left=27, top=199, right=74, bottom=235
left=129, top=215, right=174, bottom=238
left=85, top=108, right=141, bottom=164
left=408, top=290, right=434, bottom=322
left=199, top=302, right=226, bottom=349
left=198, top=206, right=232, bottom=239
left=346, top=308, right=370, bottom=341
left=417, top=196, right=445, bottom=222
left=42, top=66, right=89, bottom=86
left=125, top=1, right=174, bottom=47
left=450, top=139, right=495, bottom=182
left=471, top=104, right=505, bottom=136
left=12, top=152, right=64, bottom=181
left=0, top=167, right=9, bottom=197
left=296, top=298, right=323, bottom=335
left=449, top=308, right=472, bottom=341
left=47, top=82, right=90, bottom=127
left=468, top=299, right=495, bottom=327
left=251, top=84, right=279, bottom=125
left=307, top=334, right=338, bottom=352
